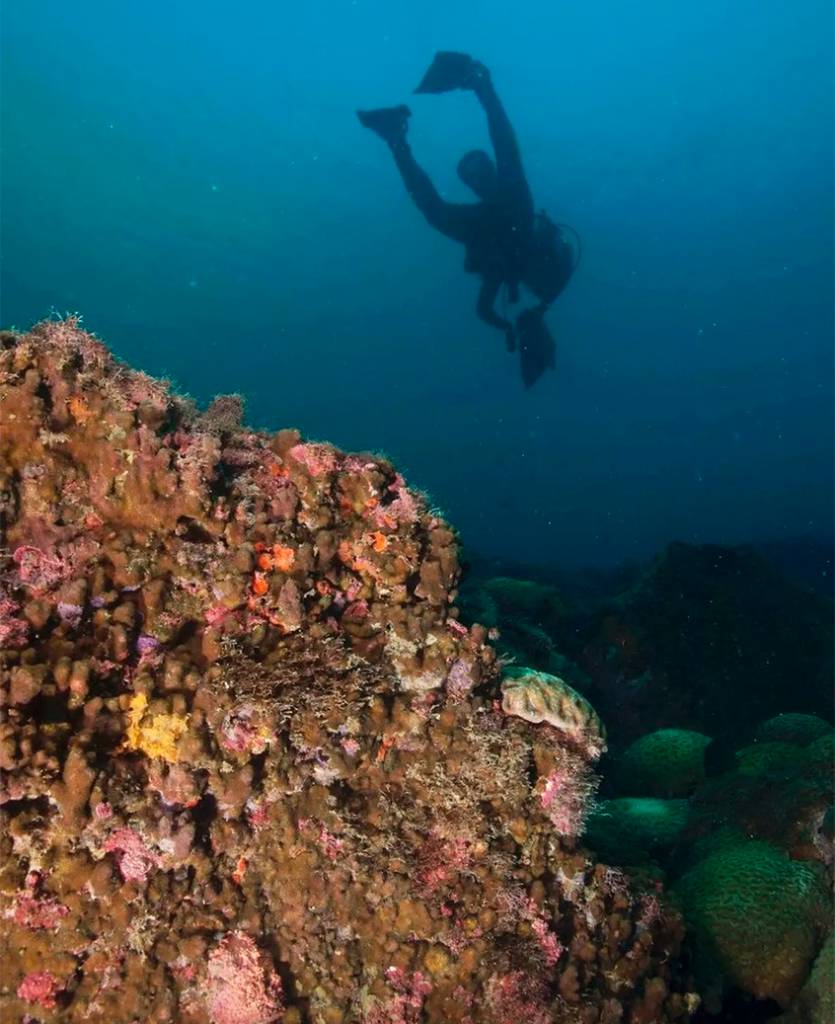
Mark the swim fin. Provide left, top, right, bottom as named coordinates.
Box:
left=357, top=105, right=411, bottom=144
left=414, top=51, right=476, bottom=94
left=517, top=306, right=556, bottom=389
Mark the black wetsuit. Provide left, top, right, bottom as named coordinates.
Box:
left=388, top=75, right=535, bottom=335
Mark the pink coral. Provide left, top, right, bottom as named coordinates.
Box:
left=537, top=748, right=599, bottom=839
left=13, top=892, right=69, bottom=931
left=136, top=633, right=160, bottom=656
left=219, top=706, right=267, bottom=755
left=104, top=828, right=160, bottom=884
left=17, top=971, right=63, bottom=1009
left=0, top=597, right=30, bottom=648
left=445, top=658, right=476, bottom=701
left=370, top=475, right=420, bottom=529
left=343, top=599, right=369, bottom=621
left=206, top=931, right=283, bottom=1024
left=288, top=442, right=338, bottom=477
left=340, top=737, right=360, bottom=758
left=364, top=968, right=432, bottom=1024
left=530, top=916, right=564, bottom=966
left=496, top=889, right=564, bottom=968
left=317, top=825, right=344, bottom=860
left=57, top=601, right=84, bottom=627
left=416, top=830, right=473, bottom=894
left=12, top=545, right=68, bottom=591
left=484, top=971, right=551, bottom=1024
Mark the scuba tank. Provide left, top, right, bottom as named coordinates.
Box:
left=512, top=212, right=581, bottom=388
left=523, top=211, right=581, bottom=307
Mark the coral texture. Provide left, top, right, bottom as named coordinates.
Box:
left=585, top=798, right=690, bottom=867
left=500, top=667, right=606, bottom=760
left=0, top=320, right=695, bottom=1023
left=571, top=543, right=834, bottom=748
left=684, top=735, right=834, bottom=868
left=753, top=712, right=831, bottom=748
left=776, top=929, right=835, bottom=1024
left=616, top=729, right=712, bottom=799
left=673, top=839, right=830, bottom=1009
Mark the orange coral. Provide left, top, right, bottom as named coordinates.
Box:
left=232, top=857, right=248, bottom=885
left=272, top=545, right=295, bottom=572
left=256, top=544, right=295, bottom=573
left=251, top=572, right=269, bottom=596
left=68, top=394, right=94, bottom=424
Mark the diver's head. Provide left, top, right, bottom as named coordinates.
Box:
left=457, top=149, right=497, bottom=199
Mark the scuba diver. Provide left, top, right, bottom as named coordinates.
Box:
left=358, top=51, right=579, bottom=388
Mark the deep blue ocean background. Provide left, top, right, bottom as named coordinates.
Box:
left=2, top=1, right=832, bottom=574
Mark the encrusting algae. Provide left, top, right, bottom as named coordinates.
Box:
left=0, top=319, right=697, bottom=1023
left=124, top=692, right=189, bottom=763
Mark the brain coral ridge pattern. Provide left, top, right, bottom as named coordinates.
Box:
left=0, top=320, right=695, bottom=1023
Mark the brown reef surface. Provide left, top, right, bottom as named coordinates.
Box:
left=0, top=319, right=696, bottom=1024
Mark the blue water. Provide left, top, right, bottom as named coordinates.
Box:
left=2, top=1, right=832, bottom=571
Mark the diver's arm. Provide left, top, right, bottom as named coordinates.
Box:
left=477, top=276, right=516, bottom=350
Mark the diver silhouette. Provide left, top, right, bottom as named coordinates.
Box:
left=358, top=52, right=578, bottom=388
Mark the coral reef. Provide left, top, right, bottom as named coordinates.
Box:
left=682, top=711, right=834, bottom=872
left=0, top=320, right=695, bottom=1023
left=563, top=543, right=834, bottom=749
left=776, top=930, right=835, bottom=1024
left=584, top=709, right=833, bottom=1018
left=672, top=840, right=830, bottom=1010
left=451, top=555, right=833, bottom=1021
left=456, top=576, right=590, bottom=689
left=500, top=667, right=606, bottom=760
left=585, top=798, right=690, bottom=868
left=458, top=547, right=833, bottom=760
left=753, top=713, right=831, bottom=748
left=615, top=729, right=711, bottom=799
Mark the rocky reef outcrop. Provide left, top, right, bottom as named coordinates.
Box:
left=0, top=320, right=696, bottom=1024
left=461, top=544, right=833, bottom=756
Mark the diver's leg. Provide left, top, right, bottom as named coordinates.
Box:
left=358, top=104, right=471, bottom=241
left=357, top=105, right=411, bottom=145
left=389, top=140, right=471, bottom=243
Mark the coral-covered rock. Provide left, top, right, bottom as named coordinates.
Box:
left=569, top=543, right=834, bottom=749
left=0, top=320, right=695, bottom=1023
left=482, top=577, right=566, bottom=632
left=585, top=798, right=690, bottom=867
left=616, top=729, right=712, bottom=798
left=683, top=735, right=834, bottom=868
left=673, top=839, right=830, bottom=1009
left=204, top=931, right=283, bottom=1024
left=754, top=712, right=831, bottom=748
left=457, top=576, right=590, bottom=688
left=500, top=667, right=607, bottom=760
left=776, top=929, right=835, bottom=1024
left=733, top=740, right=808, bottom=777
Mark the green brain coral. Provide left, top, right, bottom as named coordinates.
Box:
left=804, top=732, right=835, bottom=766
left=777, top=929, right=835, bottom=1024
left=482, top=576, right=565, bottom=628
left=754, top=713, right=831, bottom=747
left=585, top=797, right=690, bottom=866
left=734, top=741, right=808, bottom=777
left=617, top=728, right=712, bottom=797
left=673, top=839, right=830, bottom=1008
